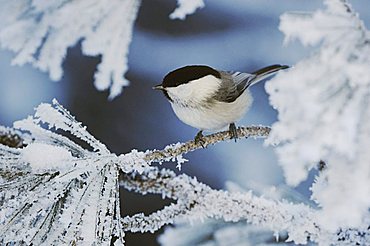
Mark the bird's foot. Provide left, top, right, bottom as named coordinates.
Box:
left=194, top=130, right=206, bottom=148
left=229, top=123, right=238, bottom=142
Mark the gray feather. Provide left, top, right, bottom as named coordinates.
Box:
left=214, top=64, right=288, bottom=103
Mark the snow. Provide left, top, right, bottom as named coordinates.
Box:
left=0, top=0, right=140, bottom=99
left=21, top=142, right=74, bottom=172
left=1, top=100, right=126, bottom=245
left=170, top=0, right=205, bottom=20
left=266, top=0, right=370, bottom=231
left=1, top=0, right=370, bottom=245
left=0, top=0, right=205, bottom=99
left=2, top=98, right=369, bottom=245
left=34, top=99, right=110, bottom=153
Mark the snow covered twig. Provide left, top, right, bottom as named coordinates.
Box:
left=144, top=125, right=270, bottom=163
left=120, top=167, right=370, bottom=245
left=1, top=100, right=369, bottom=245
left=0, top=99, right=269, bottom=245
left=0, top=126, right=25, bottom=148
left=0, top=0, right=205, bottom=99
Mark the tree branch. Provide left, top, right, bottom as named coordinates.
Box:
left=1, top=123, right=369, bottom=245
left=0, top=126, right=25, bottom=148
left=120, top=167, right=370, bottom=245
left=144, top=125, right=271, bottom=163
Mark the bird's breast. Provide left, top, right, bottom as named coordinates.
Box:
left=171, top=90, right=253, bottom=131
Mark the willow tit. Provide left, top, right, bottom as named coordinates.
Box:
left=154, top=64, right=288, bottom=143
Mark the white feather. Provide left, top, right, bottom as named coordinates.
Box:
left=166, top=75, right=221, bottom=106
left=166, top=75, right=253, bottom=131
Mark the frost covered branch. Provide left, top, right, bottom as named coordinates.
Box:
left=0, top=0, right=205, bottom=99
left=266, top=0, right=370, bottom=232
left=1, top=100, right=369, bottom=245
left=0, top=127, right=25, bottom=148
left=120, top=167, right=370, bottom=245
left=0, top=99, right=270, bottom=245
left=0, top=0, right=141, bottom=99
left=0, top=100, right=127, bottom=245
left=144, top=125, right=270, bottom=164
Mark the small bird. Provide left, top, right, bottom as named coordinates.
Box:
left=154, top=64, right=288, bottom=144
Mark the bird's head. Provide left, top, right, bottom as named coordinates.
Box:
left=153, top=65, right=222, bottom=104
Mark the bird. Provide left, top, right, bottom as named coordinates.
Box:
left=153, top=64, right=288, bottom=144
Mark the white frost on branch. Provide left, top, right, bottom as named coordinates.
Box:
left=170, top=0, right=205, bottom=20
left=0, top=99, right=152, bottom=245
left=121, top=167, right=318, bottom=245
left=266, top=0, right=370, bottom=231
left=158, top=182, right=310, bottom=246
left=21, top=142, right=74, bottom=173
left=0, top=100, right=369, bottom=245
left=121, top=166, right=370, bottom=245
left=0, top=0, right=205, bottom=99
left=0, top=0, right=141, bottom=99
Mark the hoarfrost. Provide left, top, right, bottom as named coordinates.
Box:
left=1, top=99, right=369, bottom=245
left=21, top=142, right=74, bottom=172
left=158, top=183, right=309, bottom=246
left=0, top=0, right=141, bottom=99
left=266, top=0, right=370, bottom=231
left=0, top=0, right=205, bottom=99
left=1, top=0, right=370, bottom=243
left=0, top=99, right=136, bottom=245
left=170, top=0, right=205, bottom=20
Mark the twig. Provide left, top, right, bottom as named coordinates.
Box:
left=2, top=124, right=369, bottom=245
left=144, top=125, right=271, bottom=163
left=0, top=125, right=271, bottom=165
left=0, top=127, right=25, bottom=148
left=120, top=167, right=370, bottom=245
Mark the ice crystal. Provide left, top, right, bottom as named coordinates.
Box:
left=158, top=183, right=310, bottom=246
left=170, top=0, right=205, bottom=20
left=0, top=0, right=205, bottom=99
left=21, top=142, right=74, bottom=172
left=266, top=0, right=370, bottom=231
left=0, top=99, right=137, bottom=245
left=1, top=99, right=369, bottom=245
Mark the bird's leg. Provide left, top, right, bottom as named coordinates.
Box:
left=229, top=123, right=238, bottom=142
left=194, top=130, right=206, bottom=147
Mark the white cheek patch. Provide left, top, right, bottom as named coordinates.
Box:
left=173, top=83, right=193, bottom=98
left=167, top=75, right=221, bottom=104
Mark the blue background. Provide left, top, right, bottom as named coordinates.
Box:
left=0, top=1, right=369, bottom=245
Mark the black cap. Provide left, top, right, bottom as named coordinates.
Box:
left=162, top=65, right=221, bottom=88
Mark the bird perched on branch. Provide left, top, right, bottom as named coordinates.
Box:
left=154, top=64, right=288, bottom=144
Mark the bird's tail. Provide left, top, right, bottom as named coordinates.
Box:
left=249, top=64, right=289, bottom=86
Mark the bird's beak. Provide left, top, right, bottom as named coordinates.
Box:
left=153, top=84, right=164, bottom=90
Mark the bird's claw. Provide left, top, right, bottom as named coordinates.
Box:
left=194, top=130, right=206, bottom=148
left=229, top=123, right=238, bottom=142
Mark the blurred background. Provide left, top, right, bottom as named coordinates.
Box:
left=0, top=0, right=369, bottom=245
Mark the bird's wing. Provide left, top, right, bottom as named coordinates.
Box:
left=213, top=71, right=255, bottom=103
left=214, top=65, right=289, bottom=103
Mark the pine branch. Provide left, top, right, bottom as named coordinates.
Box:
left=0, top=125, right=271, bottom=165
left=120, top=167, right=370, bottom=245
left=3, top=119, right=368, bottom=245
left=0, top=127, right=25, bottom=148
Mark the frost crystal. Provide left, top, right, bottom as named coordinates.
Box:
left=1, top=99, right=369, bottom=245
left=0, top=0, right=205, bottom=99
left=0, top=0, right=140, bottom=99
left=21, top=142, right=74, bottom=173
left=266, top=0, right=370, bottom=231
left=170, top=0, right=205, bottom=20
left=158, top=183, right=311, bottom=246
left=0, top=99, right=145, bottom=245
